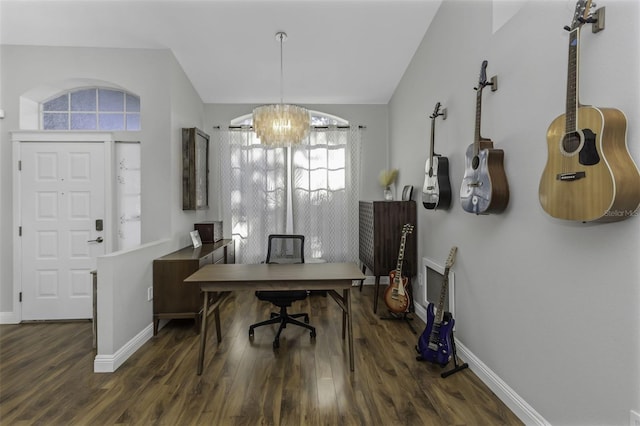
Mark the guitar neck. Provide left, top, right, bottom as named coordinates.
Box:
left=565, top=27, right=580, bottom=133
left=473, top=87, right=484, bottom=156
left=394, top=234, right=407, bottom=279
left=434, top=267, right=450, bottom=324
left=429, top=118, right=436, bottom=167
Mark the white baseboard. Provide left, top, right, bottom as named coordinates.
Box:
left=413, top=302, right=427, bottom=322
left=93, top=323, right=153, bottom=373
left=455, top=341, right=550, bottom=426
left=410, top=306, right=547, bottom=425
left=0, top=311, right=19, bottom=324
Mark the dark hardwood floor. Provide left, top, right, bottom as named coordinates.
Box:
left=0, top=286, right=522, bottom=425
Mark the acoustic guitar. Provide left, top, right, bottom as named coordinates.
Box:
left=538, top=0, right=640, bottom=222
left=383, top=224, right=413, bottom=314
left=422, top=102, right=452, bottom=210
left=460, top=60, right=509, bottom=215
left=416, top=246, right=457, bottom=366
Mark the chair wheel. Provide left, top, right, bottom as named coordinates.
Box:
left=310, top=330, right=316, bottom=339
left=304, top=315, right=309, bottom=324
left=273, top=339, right=279, bottom=349
left=249, top=328, right=254, bottom=337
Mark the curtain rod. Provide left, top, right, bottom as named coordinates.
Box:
left=213, top=125, right=366, bottom=130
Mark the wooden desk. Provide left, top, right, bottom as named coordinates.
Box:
left=184, top=262, right=365, bottom=375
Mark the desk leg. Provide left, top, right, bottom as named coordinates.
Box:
left=342, top=301, right=347, bottom=340
left=197, top=290, right=209, bottom=376
left=373, top=275, right=381, bottom=314
left=214, top=298, right=222, bottom=343
left=345, top=288, right=354, bottom=372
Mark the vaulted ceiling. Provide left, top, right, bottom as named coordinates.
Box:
left=0, top=0, right=442, bottom=104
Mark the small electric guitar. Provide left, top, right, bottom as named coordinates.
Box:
left=383, top=224, right=413, bottom=314
left=460, top=60, right=509, bottom=215
left=538, top=0, right=640, bottom=222
left=422, top=102, right=452, bottom=210
left=416, top=246, right=457, bottom=366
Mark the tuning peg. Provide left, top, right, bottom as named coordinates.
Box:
left=564, top=25, right=571, bottom=31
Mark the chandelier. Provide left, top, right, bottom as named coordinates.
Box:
left=253, top=32, right=310, bottom=147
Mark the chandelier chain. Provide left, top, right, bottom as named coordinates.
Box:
left=279, top=32, right=284, bottom=104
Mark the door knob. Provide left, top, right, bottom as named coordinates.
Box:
left=88, top=237, right=104, bottom=243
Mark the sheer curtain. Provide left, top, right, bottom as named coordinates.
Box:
left=291, top=127, right=361, bottom=263
left=216, top=128, right=288, bottom=264
left=216, top=125, right=362, bottom=264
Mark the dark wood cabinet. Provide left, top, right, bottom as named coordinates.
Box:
left=359, top=200, right=417, bottom=313
left=153, top=239, right=234, bottom=334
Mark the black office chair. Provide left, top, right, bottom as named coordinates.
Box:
left=248, top=234, right=316, bottom=349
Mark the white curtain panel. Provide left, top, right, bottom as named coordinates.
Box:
left=114, top=141, right=141, bottom=251
left=291, top=127, right=361, bottom=263
left=217, top=128, right=288, bottom=264
left=216, top=126, right=362, bottom=264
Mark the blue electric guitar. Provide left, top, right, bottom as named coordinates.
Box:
left=416, top=246, right=457, bottom=366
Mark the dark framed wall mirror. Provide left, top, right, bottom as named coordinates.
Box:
left=182, top=127, right=209, bottom=210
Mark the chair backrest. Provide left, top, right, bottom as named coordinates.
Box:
left=266, top=234, right=305, bottom=264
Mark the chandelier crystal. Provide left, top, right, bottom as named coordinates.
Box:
left=253, top=32, right=310, bottom=147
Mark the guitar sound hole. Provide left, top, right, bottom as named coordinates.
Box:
left=562, top=132, right=581, bottom=154
left=472, top=156, right=480, bottom=170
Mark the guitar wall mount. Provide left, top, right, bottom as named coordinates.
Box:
left=489, top=75, right=498, bottom=92
left=591, top=7, right=605, bottom=33
left=564, top=6, right=605, bottom=33
left=474, top=76, right=498, bottom=92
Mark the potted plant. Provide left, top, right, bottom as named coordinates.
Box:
left=379, top=169, right=398, bottom=200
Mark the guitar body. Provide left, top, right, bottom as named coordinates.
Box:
left=460, top=140, right=510, bottom=214
left=383, top=270, right=410, bottom=314
left=417, top=303, right=454, bottom=366
left=422, top=155, right=452, bottom=210
left=539, top=106, right=640, bottom=222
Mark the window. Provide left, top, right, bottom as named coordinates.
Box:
left=41, top=88, right=141, bottom=131
left=230, top=110, right=349, bottom=127
left=218, top=111, right=361, bottom=265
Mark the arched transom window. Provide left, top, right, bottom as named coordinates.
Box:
left=230, top=110, right=348, bottom=127
left=41, top=87, right=141, bottom=131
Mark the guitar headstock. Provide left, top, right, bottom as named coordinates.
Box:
left=568, top=0, right=594, bottom=31
left=475, top=60, right=489, bottom=91
left=401, top=224, right=414, bottom=235
left=445, top=246, right=458, bottom=269
left=430, top=102, right=441, bottom=120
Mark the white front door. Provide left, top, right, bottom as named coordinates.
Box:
left=20, top=142, right=106, bottom=320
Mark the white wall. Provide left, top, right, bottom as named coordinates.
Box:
left=0, top=45, right=210, bottom=370
left=95, top=239, right=172, bottom=372
left=389, top=1, right=640, bottom=424
left=0, top=45, right=210, bottom=314
left=168, top=54, right=211, bottom=247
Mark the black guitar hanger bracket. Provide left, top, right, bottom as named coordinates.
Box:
left=474, top=75, right=498, bottom=92
left=564, top=6, right=605, bottom=33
